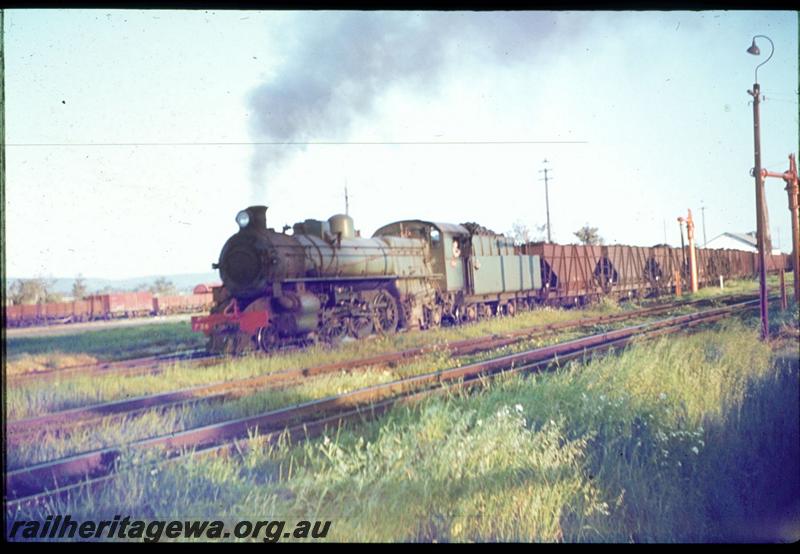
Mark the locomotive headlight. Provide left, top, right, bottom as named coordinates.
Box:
left=235, top=210, right=250, bottom=229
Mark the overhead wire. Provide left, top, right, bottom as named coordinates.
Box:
left=5, top=140, right=589, bottom=147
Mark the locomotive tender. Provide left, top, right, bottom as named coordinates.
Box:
left=192, top=205, right=788, bottom=354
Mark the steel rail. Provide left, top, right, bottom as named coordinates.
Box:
left=5, top=300, right=756, bottom=513
left=6, top=292, right=760, bottom=442
left=4, top=388, right=447, bottom=514
left=4, top=299, right=759, bottom=505
left=7, top=349, right=218, bottom=385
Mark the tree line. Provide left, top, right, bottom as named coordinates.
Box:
left=508, top=221, right=604, bottom=246
left=5, top=276, right=178, bottom=305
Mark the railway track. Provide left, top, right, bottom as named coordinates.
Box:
left=5, top=298, right=763, bottom=511
left=7, top=349, right=219, bottom=385
left=7, top=292, right=759, bottom=387
left=6, top=292, right=761, bottom=444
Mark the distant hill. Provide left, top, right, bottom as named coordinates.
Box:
left=7, top=272, right=221, bottom=295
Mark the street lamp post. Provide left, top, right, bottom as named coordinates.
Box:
left=747, top=35, right=774, bottom=341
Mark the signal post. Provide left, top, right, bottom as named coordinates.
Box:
left=759, top=154, right=800, bottom=305
left=678, top=210, right=699, bottom=294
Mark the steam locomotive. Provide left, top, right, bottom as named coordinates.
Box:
left=192, top=205, right=788, bottom=354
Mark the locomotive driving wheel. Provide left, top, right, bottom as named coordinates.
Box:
left=320, top=310, right=347, bottom=344
left=256, top=326, right=279, bottom=352
left=371, top=290, right=399, bottom=334
left=347, top=316, right=374, bottom=339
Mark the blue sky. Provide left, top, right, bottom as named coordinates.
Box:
left=4, top=10, right=798, bottom=279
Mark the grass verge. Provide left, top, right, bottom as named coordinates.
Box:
left=5, top=322, right=205, bottom=374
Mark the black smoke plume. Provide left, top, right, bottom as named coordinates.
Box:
left=247, top=12, right=571, bottom=187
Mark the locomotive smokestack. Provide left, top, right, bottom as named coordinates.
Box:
left=248, top=206, right=268, bottom=229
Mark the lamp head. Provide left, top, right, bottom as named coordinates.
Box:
left=747, top=35, right=773, bottom=85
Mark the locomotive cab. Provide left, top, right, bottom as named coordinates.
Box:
left=373, top=220, right=470, bottom=293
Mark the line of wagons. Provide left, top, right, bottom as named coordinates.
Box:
left=5, top=284, right=218, bottom=328
left=514, top=242, right=788, bottom=306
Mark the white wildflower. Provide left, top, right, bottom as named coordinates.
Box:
left=659, top=392, right=667, bottom=401
left=691, top=446, right=700, bottom=455
left=323, top=436, right=331, bottom=446
left=515, top=404, right=524, bottom=413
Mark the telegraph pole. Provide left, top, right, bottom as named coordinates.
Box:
left=539, top=159, right=553, bottom=243
left=344, top=183, right=350, bottom=215
left=701, top=204, right=708, bottom=247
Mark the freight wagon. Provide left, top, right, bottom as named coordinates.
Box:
left=4, top=288, right=217, bottom=328
left=5, top=300, right=92, bottom=327
left=518, top=243, right=786, bottom=305
left=153, top=293, right=214, bottom=315
left=86, top=292, right=154, bottom=319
